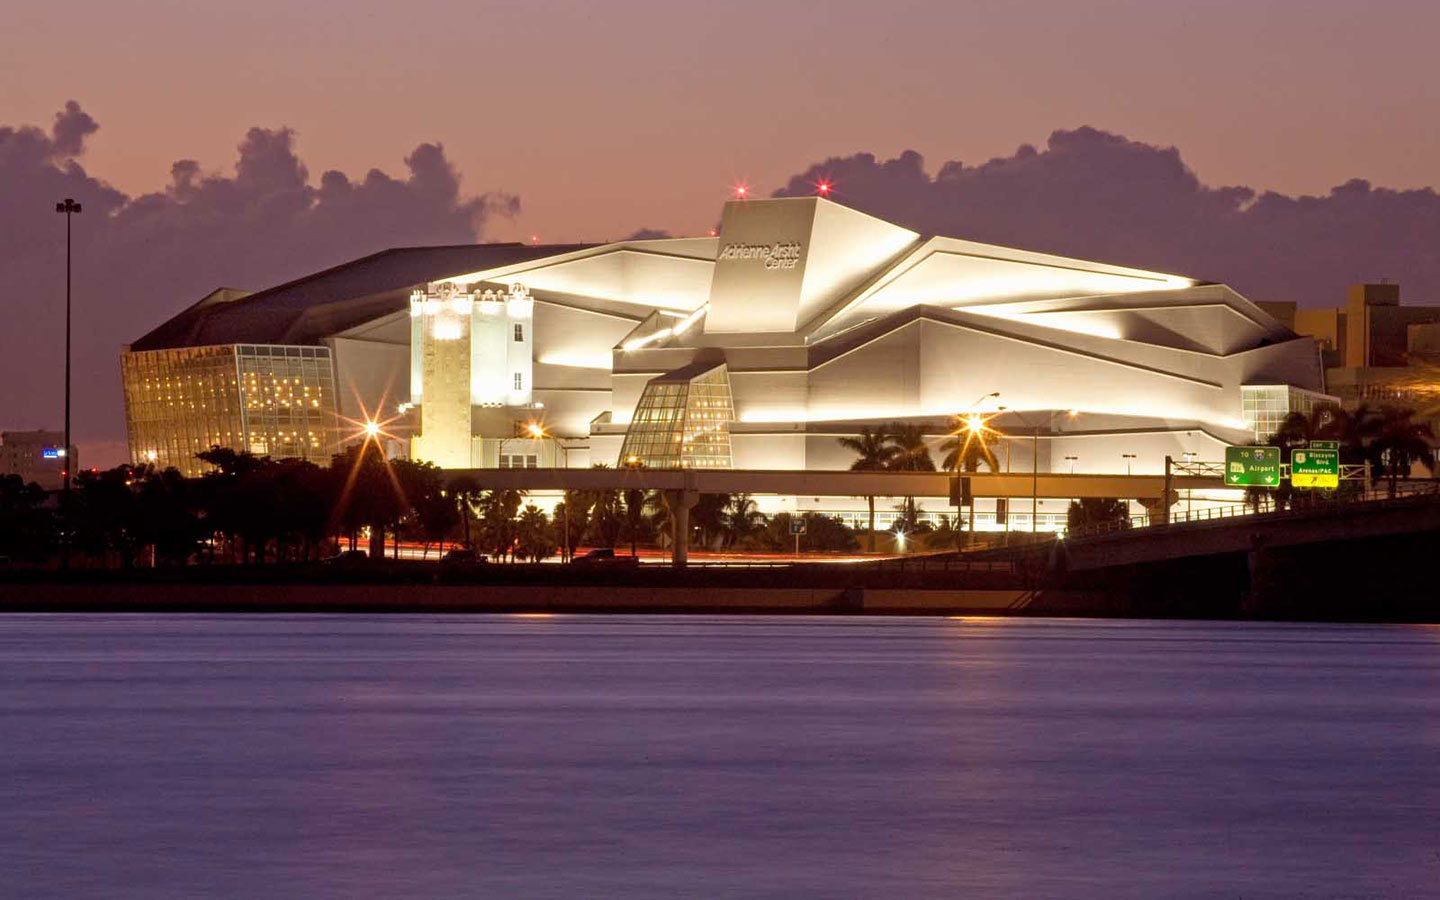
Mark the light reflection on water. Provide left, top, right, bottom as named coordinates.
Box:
left=1, top=614, right=1438, bottom=899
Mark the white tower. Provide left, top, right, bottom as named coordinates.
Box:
left=409, top=281, right=535, bottom=467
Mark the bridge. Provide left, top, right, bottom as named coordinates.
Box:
left=454, top=466, right=1228, bottom=565
left=1044, top=483, right=1440, bottom=619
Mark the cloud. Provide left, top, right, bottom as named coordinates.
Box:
left=0, top=102, right=517, bottom=465
left=624, top=228, right=673, bottom=240
left=775, top=127, right=1440, bottom=310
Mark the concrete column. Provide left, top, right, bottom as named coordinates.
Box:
left=671, top=488, right=699, bottom=569
left=1161, top=455, right=1172, bottom=526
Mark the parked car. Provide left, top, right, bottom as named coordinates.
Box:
left=321, top=549, right=369, bottom=566
left=441, top=548, right=484, bottom=565
left=570, top=548, right=639, bottom=567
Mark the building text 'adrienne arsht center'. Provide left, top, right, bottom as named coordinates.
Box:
left=122, top=196, right=1329, bottom=530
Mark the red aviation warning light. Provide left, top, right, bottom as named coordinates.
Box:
left=733, top=183, right=749, bottom=199
left=816, top=179, right=833, bottom=196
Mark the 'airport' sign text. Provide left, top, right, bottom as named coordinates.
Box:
left=1225, top=446, right=1281, bottom=487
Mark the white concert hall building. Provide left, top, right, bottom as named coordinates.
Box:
left=123, top=196, right=1330, bottom=530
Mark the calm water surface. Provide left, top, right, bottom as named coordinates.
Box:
left=1, top=614, right=1437, bottom=899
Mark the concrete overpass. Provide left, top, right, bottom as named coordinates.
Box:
left=454, top=467, right=1225, bottom=500
left=453, top=467, right=1228, bottom=566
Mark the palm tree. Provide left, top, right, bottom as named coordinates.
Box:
left=622, top=486, right=648, bottom=557
left=1367, top=406, right=1435, bottom=497
left=722, top=493, right=766, bottom=548
left=446, top=474, right=482, bottom=549
left=515, top=504, right=556, bottom=562
left=885, top=424, right=934, bottom=542
left=477, top=489, right=524, bottom=561
left=580, top=464, right=624, bottom=549
left=645, top=490, right=673, bottom=550
left=837, top=425, right=897, bottom=553
left=885, top=423, right=936, bottom=472
left=691, top=493, right=730, bottom=551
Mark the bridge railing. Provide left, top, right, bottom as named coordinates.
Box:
left=1064, top=479, right=1440, bottom=541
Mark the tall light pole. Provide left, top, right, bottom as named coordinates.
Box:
left=998, top=405, right=1043, bottom=534
left=1122, top=453, right=1137, bottom=476
left=56, top=198, right=81, bottom=566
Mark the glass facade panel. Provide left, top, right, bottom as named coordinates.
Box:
left=619, top=364, right=734, bottom=468
left=122, top=344, right=338, bottom=477
left=1241, top=384, right=1337, bottom=442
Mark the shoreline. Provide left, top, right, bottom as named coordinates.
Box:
left=1, top=576, right=1435, bottom=623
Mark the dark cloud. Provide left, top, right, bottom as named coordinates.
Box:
left=0, top=102, right=517, bottom=465
left=50, top=101, right=99, bottom=158
left=624, top=228, right=673, bottom=240
left=775, top=127, right=1440, bottom=309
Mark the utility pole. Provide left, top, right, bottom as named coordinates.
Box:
left=56, top=198, right=82, bottom=568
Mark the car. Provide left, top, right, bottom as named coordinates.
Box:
left=570, top=548, right=639, bottom=566
left=441, top=548, right=484, bottom=564
left=321, top=549, right=369, bottom=566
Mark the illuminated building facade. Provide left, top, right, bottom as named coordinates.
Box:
left=125, top=196, right=1328, bottom=529
left=408, top=280, right=535, bottom=467
left=618, top=360, right=734, bottom=469
left=121, top=343, right=337, bottom=477
left=1241, top=384, right=1336, bottom=442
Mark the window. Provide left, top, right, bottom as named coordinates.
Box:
left=513, top=324, right=524, bottom=342
left=513, top=372, right=523, bottom=390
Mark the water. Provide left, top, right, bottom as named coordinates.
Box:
left=1, top=615, right=1437, bottom=899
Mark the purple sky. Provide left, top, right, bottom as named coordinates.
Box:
left=5, top=0, right=1440, bottom=465
left=7, top=0, right=1439, bottom=241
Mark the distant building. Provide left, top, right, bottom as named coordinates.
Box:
left=1291, top=283, right=1440, bottom=416
left=0, top=431, right=76, bottom=491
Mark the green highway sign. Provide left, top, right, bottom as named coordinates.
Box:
left=1309, top=440, right=1340, bottom=451
left=1291, top=447, right=1340, bottom=488
left=1225, top=446, right=1281, bottom=487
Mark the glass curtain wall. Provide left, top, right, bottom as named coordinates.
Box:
left=619, top=364, right=734, bottom=468
left=122, top=344, right=338, bottom=476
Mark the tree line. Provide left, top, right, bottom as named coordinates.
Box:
left=836, top=405, right=1440, bottom=536
left=1248, top=402, right=1435, bottom=509
left=0, top=446, right=861, bottom=567
left=838, top=419, right=1002, bottom=550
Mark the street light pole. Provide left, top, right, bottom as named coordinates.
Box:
left=56, top=198, right=82, bottom=568
left=1031, top=423, right=1042, bottom=529
left=999, top=405, right=1044, bottom=534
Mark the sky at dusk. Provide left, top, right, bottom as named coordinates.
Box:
left=8, top=0, right=1440, bottom=241
left=5, top=0, right=1440, bottom=463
